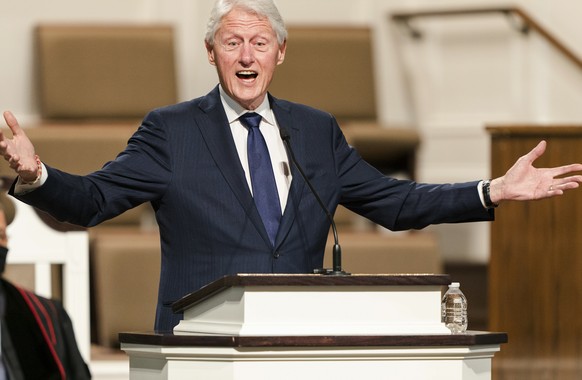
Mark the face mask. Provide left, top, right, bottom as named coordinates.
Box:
left=0, top=246, right=7, bottom=274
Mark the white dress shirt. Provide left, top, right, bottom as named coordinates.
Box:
left=218, top=86, right=292, bottom=213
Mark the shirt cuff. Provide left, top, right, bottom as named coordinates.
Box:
left=14, top=162, right=48, bottom=195
left=477, top=180, right=486, bottom=209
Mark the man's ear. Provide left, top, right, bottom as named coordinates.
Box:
left=206, top=41, right=216, bottom=66
left=277, top=39, right=287, bottom=65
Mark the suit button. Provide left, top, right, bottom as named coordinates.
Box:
left=273, top=251, right=281, bottom=259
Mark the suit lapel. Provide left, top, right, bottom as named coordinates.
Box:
left=195, top=89, right=309, bottom=249
left=270, top=96, right=306, bottom=248
left=197, top=87, right=272, bottom=246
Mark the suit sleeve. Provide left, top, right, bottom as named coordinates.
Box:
left=10, top=110, right=172, bottom=227
left=330, top=119, right=493, bottom=231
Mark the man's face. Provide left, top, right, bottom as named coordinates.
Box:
left=206, top=7, right=286, bottom=110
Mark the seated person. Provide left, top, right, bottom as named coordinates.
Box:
left=0, top=191, right=91, bottom=379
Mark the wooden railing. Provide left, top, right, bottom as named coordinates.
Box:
left=391, top=6, right=582, bottom=73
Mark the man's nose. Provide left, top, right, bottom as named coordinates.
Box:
left=239, top=43, right=255, bottom=65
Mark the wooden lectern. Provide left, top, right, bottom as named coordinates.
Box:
left=120, top=274, right=506, bottom=379
left=488, top=126, right=582, bottom=376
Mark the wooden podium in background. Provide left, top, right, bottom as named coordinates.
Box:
left=120, top=274, right=506, bottom=379
left=487, top=126, right=582, bottom=377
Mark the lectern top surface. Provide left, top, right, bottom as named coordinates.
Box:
left=172, top=273, right=450, bottom=313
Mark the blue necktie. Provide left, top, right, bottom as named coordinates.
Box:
left=239, top=112, right=281, bottom=245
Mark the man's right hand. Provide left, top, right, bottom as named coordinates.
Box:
left=0, top=111, right=39, bottom=183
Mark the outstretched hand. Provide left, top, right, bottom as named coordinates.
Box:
left=490, top=140, right=582, bottom=204
left=0, top=111, right=38, bottom=183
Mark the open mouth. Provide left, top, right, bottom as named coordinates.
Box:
left=236, top=70, right=258, bottom=80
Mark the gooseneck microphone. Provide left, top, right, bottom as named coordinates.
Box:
left=279, top=127, right=349, bottom=276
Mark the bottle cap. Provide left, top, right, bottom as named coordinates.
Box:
left=449, top=282, right=460, bottom=288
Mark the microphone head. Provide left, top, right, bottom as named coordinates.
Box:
left=279, top=127, right=291, bottom=142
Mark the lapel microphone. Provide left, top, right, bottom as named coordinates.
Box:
left=279, top=127, right=349, bottom=276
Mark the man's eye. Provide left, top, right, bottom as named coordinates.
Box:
left=254, top=41, right=269, bottom=51
left=223, top=40, right=241, bottom=50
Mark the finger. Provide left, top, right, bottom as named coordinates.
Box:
left=550, top=164, right=582, bottom=178
left=548, top=179, right=581, bottom=195
left=562, top=182, right=581, bottom=190
left=2, top=111, right=24, bottom=136
left=556, top=179, right=582, bottom=189
left=523, top=140, right=547, bottom=165
left=556, top=174, right=582, bottom=183
left=0, top=125, right=8, bottom=145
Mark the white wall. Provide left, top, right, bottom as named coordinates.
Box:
left=2, top=0, right=582, bottom=263
left=377, top=0, right=582, bottom=262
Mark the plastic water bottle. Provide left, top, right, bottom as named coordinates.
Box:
left=441, top=282, right=468, bottom=334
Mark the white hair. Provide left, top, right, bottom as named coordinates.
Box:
left=205, top=0, right=288, bottom=46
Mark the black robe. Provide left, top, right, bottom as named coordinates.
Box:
left=0, top=256, right=91, bottom=380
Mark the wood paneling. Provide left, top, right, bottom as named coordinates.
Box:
left=488, top=126, right=582, bottom=369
